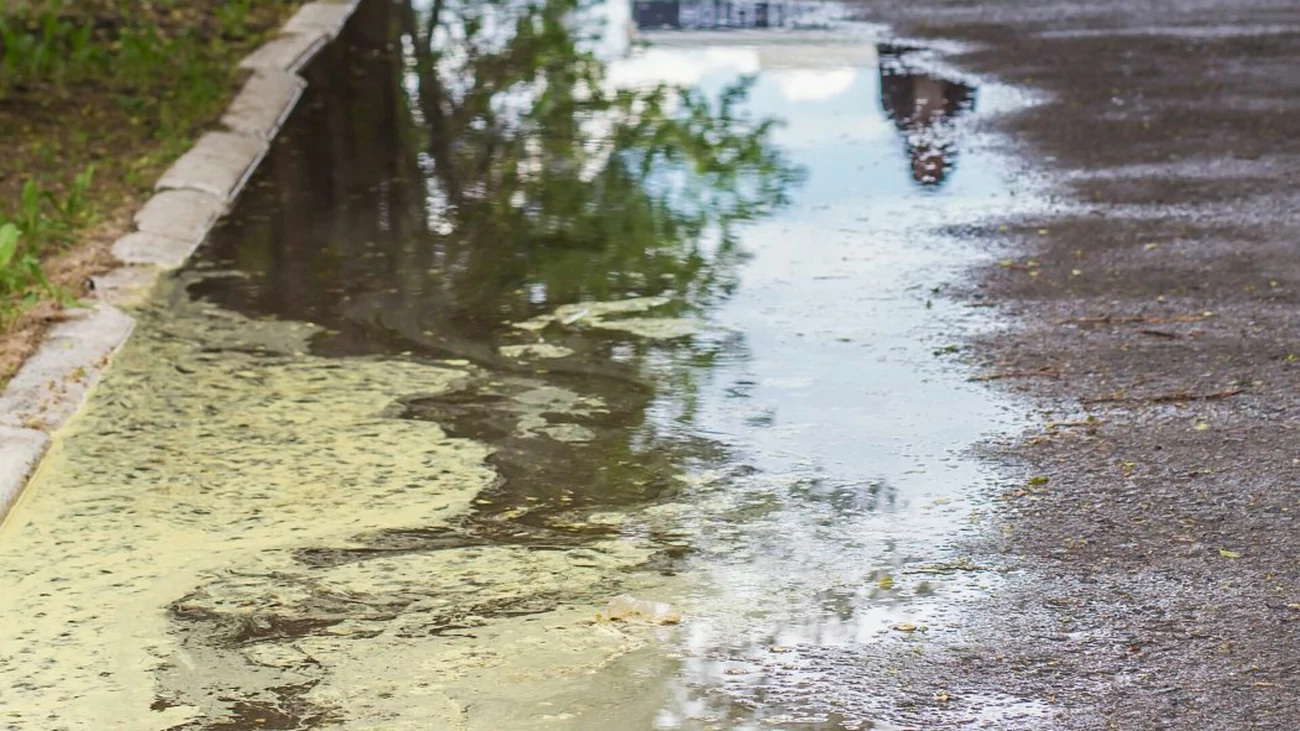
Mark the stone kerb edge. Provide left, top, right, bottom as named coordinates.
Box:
left=0, top=1, right=360, bottom=526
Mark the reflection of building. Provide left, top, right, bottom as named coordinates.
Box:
left=631, top=0, right=815, bottom=30
left=625, top=28, right=876, bottom=72
left=878, top=44, right=976, bottom=189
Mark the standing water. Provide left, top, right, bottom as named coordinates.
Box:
left=0, top=0, right=1049, bottom=728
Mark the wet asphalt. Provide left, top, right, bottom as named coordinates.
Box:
left=847, top=0, right=1300, bottom=728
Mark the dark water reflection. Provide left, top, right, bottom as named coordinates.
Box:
left=196, top=0, right=799, bottom=361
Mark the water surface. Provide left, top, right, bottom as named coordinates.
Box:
left=0, top=1, right=1050, bottom=728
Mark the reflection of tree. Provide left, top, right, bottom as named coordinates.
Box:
left=201, top=0, right=798, bottom=368
left=193, top=0, right=797, bottom=533
left=878, top=43, right=976, bottom=189
left=397, top=0, right=801, bottom=328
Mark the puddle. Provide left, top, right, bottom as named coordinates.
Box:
left=0, top=0, right=1054, bottom=728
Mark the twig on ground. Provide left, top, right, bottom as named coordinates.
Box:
left=1058, top=314, right=1211, bottom=326
left=1047, top=419, right=1103, bottom=428
left=969, top=366, right=1061, bottom=382
left=1138, top=328, right=1179, bottom=338
left=1082, top=387, right=1243, bottom=406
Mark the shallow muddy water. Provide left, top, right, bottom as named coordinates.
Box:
left=1, top=1, right=1051, bottom=728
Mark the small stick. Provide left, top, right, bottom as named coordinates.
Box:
left=969, top=367, right=1061, bottom=382
left=1047, top=419, right=1103, bottom=428
left=1082, top=387, right=1243, bottom=405
left=1058, top=314, right=1210, bottom=326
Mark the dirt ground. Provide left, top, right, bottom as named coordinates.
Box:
left=840, top=0, right=1300, bottom=728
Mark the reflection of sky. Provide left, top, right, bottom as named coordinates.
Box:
left=673, top=49, right=1019, bottom=495
left=607, top=26, right=1048, bottom=727
left=773, top=67, right=858, bottom=101
left=611, top=42, right=1011, bottom=203
left=616, top=37, right=1038, bottom=504
left=598, top=10, right=1046, bottom=583
left=603, top=31, right=1026, bottom=522
left=606, top=46, right=761, bottom=87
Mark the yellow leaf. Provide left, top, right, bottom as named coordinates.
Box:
left=1219, top=549, right=1242, bottom=559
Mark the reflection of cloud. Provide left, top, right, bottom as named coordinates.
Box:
left=772, top=68, right=857, bottom=102
left=607, top=47, right=760, bottom=89
left=768, top=116, right=892, bottom=150
left=588, top=46, right=765, bottom=184
left=597, top=0, right=632, bottom=58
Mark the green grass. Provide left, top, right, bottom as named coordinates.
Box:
left=0, top=0, right=297, bottom=333
left=0, top=169, right=96, bottom=319
left=0, top=1, right=263, bottom=92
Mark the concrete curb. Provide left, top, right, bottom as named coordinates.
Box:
left=0, top=428, right=47, bottom=521
left=155, top=131, right=269, bottom=204
left=222, top=71, right=306, bottom=141
left=0, top=0, right=360, bottom=525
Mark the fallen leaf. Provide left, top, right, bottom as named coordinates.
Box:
left=1219, top=549, right=1242, bottom=559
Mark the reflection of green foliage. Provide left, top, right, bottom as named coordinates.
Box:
left=399, top=0, right=801, bottom=317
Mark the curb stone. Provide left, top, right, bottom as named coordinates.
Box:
left=239, top=31, right=330, bottom=75
left=283, top=1, right=357, bottom=38
left=0, top=304, right=135, bottom=431
left=0, top=0, right=361, bottom=527
left=133, top=188, right=228, bottom=244
left=112, top=231, right=207, bottom=270
left=155, top=131, right=269, bottom=204
left=222, top=71, right=306, bottom=141
left=0, top=427, right=47, bottom=521
left=92, top=266, right=161, bottom=309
